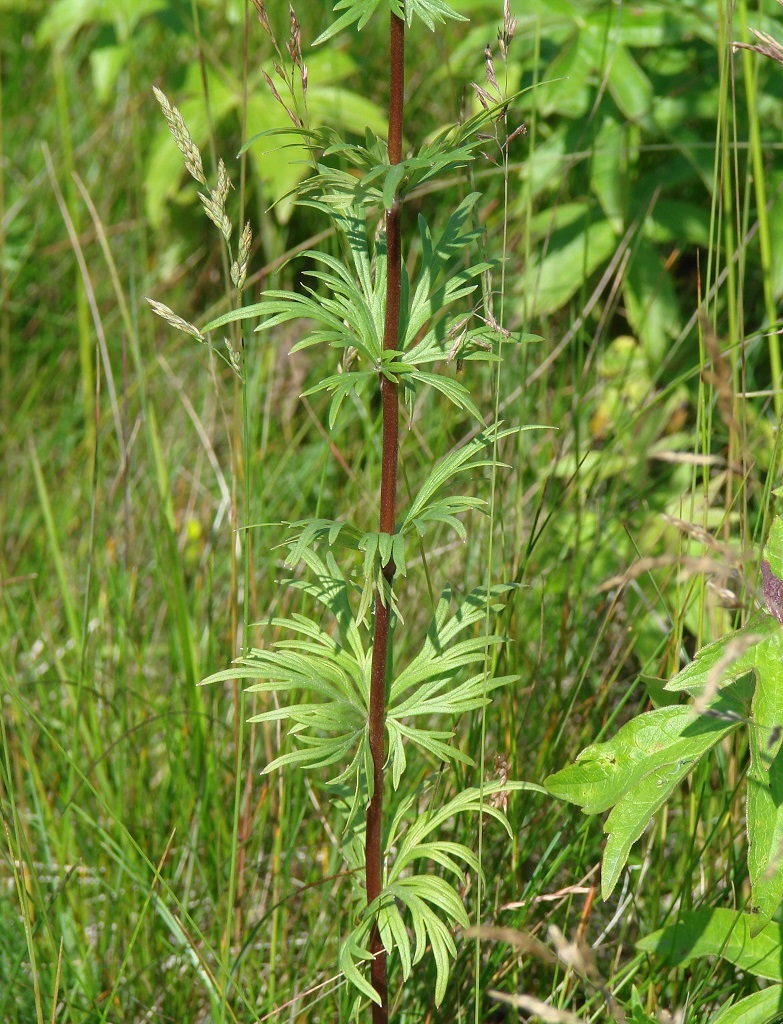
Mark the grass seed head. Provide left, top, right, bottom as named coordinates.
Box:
left=152, top=86, right=206, bottom=185
left=146, top=299, right=206, bottom=343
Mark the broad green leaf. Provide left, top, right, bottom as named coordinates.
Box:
left=664, top=616, right=778, bottom=695
left=767, top=517, right=783, bottom=581
left=638, top=910, right=783, bottom=982
left=645, top=201, right=711, bottom=247
left=708, top=984, right=783, bottom=1024
left=747, top=630, right=783, bottom=932
left=37, top=0, right=166, bottom=49
left=584, top=4, right=711, bottom=48
left=606, top=44, right=653, bottom=122
left=623, top=236, right=681, bottom=366
left=601, top=755, right=702, bottom=898
left=546, top=690, right=747, bottom=897
left=545, top=700, right=738, bottom=815
left=591, top=117, right=625, bottom=232
left=146, top=55, right=383, bottom=227
left=539, top=33, right=593, bottom=119
left=519, top=214, right=618, bottom=317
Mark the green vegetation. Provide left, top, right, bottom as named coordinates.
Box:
left=5, top=0, right=783, bottom=1020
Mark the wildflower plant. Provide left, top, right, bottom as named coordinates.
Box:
left=149, top=0, right=542, bottom=1016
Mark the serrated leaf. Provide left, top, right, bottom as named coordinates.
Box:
left=664, top=616, right=778, bottom=695
left=601, top=754, right=701, bottom=898
left=545, top=688, right=751, bottom=897
left=545, top=699, right=739, bottom=815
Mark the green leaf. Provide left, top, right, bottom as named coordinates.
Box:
left=601, top=754, right=702, bottom=898
left=638, top=910, right=783, bottom=982
left=378, top=901, right=412, bottom=980
left=623, top=236, right=681, bottom=366
left=401, top=423, right=518, bottom=538
left=403, top=0, right=467, bottom=30
left=382, top=163, right=406, bottom=210
left=378, top=876, right=462, bottom=1006
left=201, top=209, right=385, bottom=371
left=606, top=44, right=653, bottom=122
left=545, top=700, right=739, bottom=815
left=202, top=549, right=372, bottom=790
left=767, top=516, right=783, bottom=581
left=313, top=0, right=385, bottom=45
left=708, top=984, right=783, bottom=1024
left=518, top=208, right=617, bottom=317
left=339, top=927, right=379, bottom=1005
left=663, top=616, right=778, bottom=696
left=545, top=692, right=743, bottom=897
left=591, top=117, right=625, bottom=231
left=409, top=370, right=484, bottom=422
left=281, top=517, right=364, bottom=567
left=747, top=630, right=783, bottom=932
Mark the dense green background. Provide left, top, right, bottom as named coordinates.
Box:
left=4, top=0, right=783, bottom=1020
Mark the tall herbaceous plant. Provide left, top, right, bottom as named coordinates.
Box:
left=149, top=0, right=541, bottom=1016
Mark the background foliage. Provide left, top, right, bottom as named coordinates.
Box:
left=4, top=0, right=783, bottom=1020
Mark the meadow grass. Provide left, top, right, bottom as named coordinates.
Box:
left=4, top=0, right=783, bottom=1020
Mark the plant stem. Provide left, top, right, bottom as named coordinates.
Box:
left=365, top=10, right=404, bottom=1020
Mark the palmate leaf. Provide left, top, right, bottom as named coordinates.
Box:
left=280, top=518, right=364, bottom=568
left=400, top=423, right=520, bottom=541
left=313, top=0, right=465, bottom=48
left=200, top=206, right=383, bottom=365
left=285, top=547, right=365, bottom=659
left=338, top=928, right=378, bottom=1005
left=378, top=878, right=463, bottom=1006
left=403, top=193, right=486, bottom=349
left=202, top=548, right=373, bottom=788
left=390, top=582, right=517, bottom=703
left=339, top=781, right=544, bottom=1007
left=258, top=91, right=525, bottom=211
left=303, top=368, right=376, bottom=429
left=405, top=369, right=483, bottom=422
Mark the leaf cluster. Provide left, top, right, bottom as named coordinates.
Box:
left=205, top=551, right=517, bottom=805
left=340, top=781, right=543, bottom=1008
left=313, top=0, right=467, bottom=46
left=546, top=518, right=783, bottom=939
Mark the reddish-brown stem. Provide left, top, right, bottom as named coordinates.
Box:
left=365, top=10, right=405, bottom=1022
